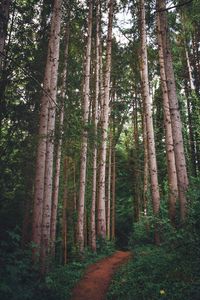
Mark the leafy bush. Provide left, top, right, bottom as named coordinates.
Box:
left=0, top=228, right=39, bottom=300
left=107, top=178, right=200, bottom=300
left=107, top=244, right=200, bottom=300
left=0, top=228, right=115, bottom=300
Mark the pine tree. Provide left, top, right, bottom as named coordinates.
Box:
left=32, top=0, right=62, bottom=269
left=139, top=0, right=160, bottom=244
left=77, top=0, right=93, bottom=253
left=97, top=0, right=115, bottom=240
left=157, top=0, right=189, bottom=222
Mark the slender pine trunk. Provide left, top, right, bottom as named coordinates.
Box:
left=106, top=129, right=112, bottom=239
left=156, top=11, right=178, bottom=225
left=62, top=157, right=68, bottom=265
left=139, top=0, right=160, bottom=244
left=97, top=0, right=114, bottom=240
left=157, top=0, right=189, bottom=222
left=40, top=0, right=62, bottom=273
left=133, top=98, right=141, bottom=222
left=142, top=106, right=148, bottom=217
left=111, top=144, right=116, bottom=240
left=32, top=0, right=62, bottom=263
left=50, top=19, right=70, bottom=257
left=77, top=0, right=93, bottom=253
left=0, top=0, right=11, bottom=70
left=90, top=0, right=101, bottom=253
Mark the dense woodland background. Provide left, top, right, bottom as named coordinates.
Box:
left=0, top=0, right=200, bottom=299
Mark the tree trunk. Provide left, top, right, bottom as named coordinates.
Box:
left=184, top=81, right=197, bottom=177
left=62, top=157, right=68, bottom=265
left=40, top=0, right=62, bottom=272
left=0, top=0, right=12, bottom=135
left=77, top=0, right=93, bottom=253
left=139, top=0, right=160, bottom=244
left=72, top=161, right=77, bottom=246
left=32, top=0, right=62, bottom=265
left=156, top=11, right=178, bottom=225
left=97, top=0, right=114, bottom=240
left=157, top=0, right=189, bottom=222
left=133, top=98, right=141, bottom=222
left=90, top=0, right=100, bottom=253
left=142, top=105, right=148, bottom=217
left=111, top=144, right=116, bottom=240
left=184, top=45, right=198, bottom=176
left=0, top=0, right=11, bottom=70
left=50, top=18, right=70, bottom=257
left=106, top=130, right=112, bottom=239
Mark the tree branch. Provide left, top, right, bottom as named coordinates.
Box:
left=155, top=0, right=193, bottom=13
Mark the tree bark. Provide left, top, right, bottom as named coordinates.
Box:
left=184, top=43, right=198, bottom=176
left=50, top=18, right=70, bottom=257
left=97, top=0, right=114, bottom=240
left=90, top=0, right=101, bottom=253
left=0, top=0, right=11, bottom=70
left=133, top=97, right=141, bottom=222
left=156, top=10, right=178, bottom=225
left=142, top=104, right=149, bottom=217
left=77, top=0, right=93, bottom=253
left=106, top=130, right=112, bottom=239
left=139, top=0, right=160, bottom=244
left=62, top=157, right=68, bottom=265
left=111, top=144, right=116, bottom=240
left=40, top=0, right=62, bottom=272
left=32, top=0, right=62, bottom=265
left=157, top=0, right=189, bottom=222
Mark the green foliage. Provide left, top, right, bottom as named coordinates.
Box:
left=39, top=243, right=115, bottom=300
left=107, top=179, right=200, bottom=300
left=96, top=238, right=115, bottom=255
left=0, top=228, right=38, bottom=300
left=107, top=243, right=200, bottom=300
left=0, top=228, right=115, bottom=300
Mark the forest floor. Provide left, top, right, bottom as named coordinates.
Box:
left=71, top=250, right=132, bottom=300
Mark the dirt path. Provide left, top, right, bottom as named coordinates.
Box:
left=71, top=251, right=132, bottom=300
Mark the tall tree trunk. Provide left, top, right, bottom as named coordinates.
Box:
left=184, top=45, right=198, bottom=176
left=111, top=143, right=116, bottom=240
left=139, top=0, right=160, bottom=244
left=0, top=0, right=12, bottom=135
left=90, top=0, right=100, bottom=253
left=40, top=0, right=62, bottom=272
left=72, top=161, right=77, bottom=246
left=185, top=46, right=195, bottom=91
left=142, top=105, right=148, bottom=217
left=32, top=0, right=62, bottom=264
left=97, top=0, right=114, bottom=240
left=191, top=30, right=200, bottom=173
left=0, top=0, right=11, bottom=70
left=106, top=129, right=112, bottom=239
left=184, top=81, right=197, bottom=177
left=50, top=18, right=70, bottom=257
left=157, top=0, right=189, bottom=222
left=191, top=31, right=200, bottom=95
left=77, top=0, right=93, bottom=253
left=156, top=11, right=178, bottom=225
left=133, top=98, right=141, bottom=222
left=62, top=157, right=68, bottom=265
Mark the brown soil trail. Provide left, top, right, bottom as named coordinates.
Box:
left=71, top=250, right=132, bottom=300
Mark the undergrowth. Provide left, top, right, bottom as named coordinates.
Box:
left=0, top=234, right=115, bottom=300
left=107, top=244, right=200, bottom=300
left=107, top=178, right=200, bottom=300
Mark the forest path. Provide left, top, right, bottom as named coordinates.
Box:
left=71, top=250, right=132, bottom=300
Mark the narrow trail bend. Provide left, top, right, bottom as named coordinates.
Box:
left=71, top=250, right=132, bottom=300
